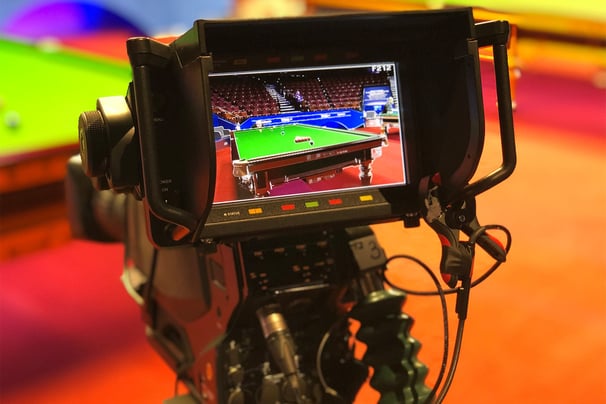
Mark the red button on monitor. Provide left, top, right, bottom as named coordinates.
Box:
left=328, top=198, right=343, bottom=206
left=281, top=204, right=296, bottom=211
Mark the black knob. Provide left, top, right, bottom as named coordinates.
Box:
left=78, top=110, right=108, bottom=178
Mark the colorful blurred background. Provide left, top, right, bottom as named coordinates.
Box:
left=0, top=0, right=604, bottom=403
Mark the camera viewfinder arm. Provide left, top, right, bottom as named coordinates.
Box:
left=127, top=37, right=216, bottom=245
left=457, top=20, right=516, bottom=201
left=127, top=38, right=196, bottom=240
left=418, top=20, right=515, bottom=288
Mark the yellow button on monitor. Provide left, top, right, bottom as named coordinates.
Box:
left=248, top=207, right=263, bottom=215
left=359, top=195, right=374, bottom=202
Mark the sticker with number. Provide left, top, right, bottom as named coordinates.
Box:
left=348, top=235, right=386, bottom=271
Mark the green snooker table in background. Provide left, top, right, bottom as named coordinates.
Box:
left=0, top=37, right=131, bottom=259
left=0, top=37, right=130, bottom=160
left=231, top=124, right=387, bottom=196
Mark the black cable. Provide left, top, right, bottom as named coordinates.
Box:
left=380, top=255, right=449, bottom=404
left=435, top=316, right=466, bottom=403
left=467, top=224, right=512, bottom=287
left=382, top=224, right=512, bottom=403
left=434, top=274, right=472, bottom=403
left=315, top=318, right=347, bottom=400
left=384, top=224, right=512, bottom=297
left=435, top=226, right=512, bottom=403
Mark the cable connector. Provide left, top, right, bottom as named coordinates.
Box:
left=454, top=275, right=472, bottom=321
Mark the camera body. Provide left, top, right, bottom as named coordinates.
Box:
left=71, top=8, right=515, bottom=403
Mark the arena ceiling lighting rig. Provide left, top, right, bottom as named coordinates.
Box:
left=68, top=8, right=516, bottom=403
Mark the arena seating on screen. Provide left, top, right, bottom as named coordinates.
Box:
left=211, top=69, right=393, bottom=127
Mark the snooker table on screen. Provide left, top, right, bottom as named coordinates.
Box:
left=230, top=123, right=388, bottom=196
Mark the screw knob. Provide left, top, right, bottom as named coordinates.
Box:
left=78, top=110, right=108, bottom=178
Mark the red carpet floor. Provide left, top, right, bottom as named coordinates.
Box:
left=1, top=50, right=605, bottom=403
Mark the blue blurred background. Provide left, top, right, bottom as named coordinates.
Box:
left=0, top=0, right=232, bottom=38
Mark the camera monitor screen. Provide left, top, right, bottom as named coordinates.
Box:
left=208, top=62, right=406, bottom=206
left=129, top=9, right=493, bottom=242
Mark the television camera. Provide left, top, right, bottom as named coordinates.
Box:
left=66, top=8, right=516, bottom=403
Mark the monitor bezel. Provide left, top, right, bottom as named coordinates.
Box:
left=137, top=9, right=486, bottom=242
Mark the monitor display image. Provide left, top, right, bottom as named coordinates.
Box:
left=208, top=62, right=406, bottom=204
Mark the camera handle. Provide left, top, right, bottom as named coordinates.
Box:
left=349, top=289, right=431, bottom=404
left=417, top=21, right=514, bottom=289
left=456, top=20, right=517, bottom=202
left=346, top=228, right=431, bottom=403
